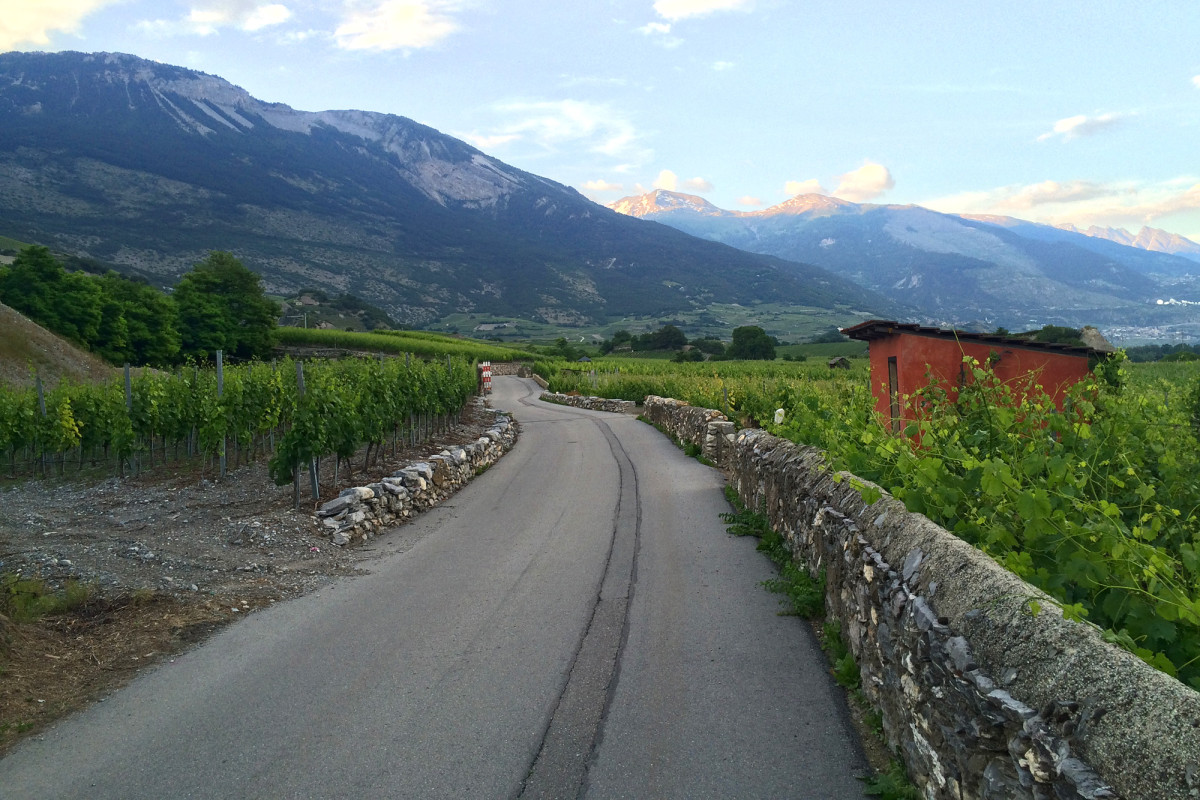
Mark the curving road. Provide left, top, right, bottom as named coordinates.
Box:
left=0, top=376, right=867, bottom=799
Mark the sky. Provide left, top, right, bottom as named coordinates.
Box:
left=3, top=0, right=1200, bottom=240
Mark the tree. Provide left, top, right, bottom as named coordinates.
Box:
left=0, top=245, right=104, bottom=347
left=633, top=324, right=687, bottom=351
left=174, top=252, right=279, bottom=361
left=690, top=337, right=726, bottom=356
left=99, top=273, right=182, bottom=365
left=727, top=325, right=776, bottom=360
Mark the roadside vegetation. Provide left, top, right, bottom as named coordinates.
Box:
left=556, top=356, right=1200, bottom=690
left=720, top=486, right=920, bottom=799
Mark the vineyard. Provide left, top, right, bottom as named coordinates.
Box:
left=550, top=356, right=1200, bottom=690
left=276, top=326, right=534, bottom=363
left=0, top=355, right=479, bottom=504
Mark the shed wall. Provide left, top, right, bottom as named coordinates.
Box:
left=867, top=333, right=1091, bottom=428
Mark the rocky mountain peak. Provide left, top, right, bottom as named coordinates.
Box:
left=608, top=190, right=728, bottom=217
left=759, top=193, right=857, bottom=217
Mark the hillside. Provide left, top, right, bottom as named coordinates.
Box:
left=611, top=190, right=1200, bottom=337
left=0, top=51, right=892, bottom=332
left=0, top=302, right=115, bottom=388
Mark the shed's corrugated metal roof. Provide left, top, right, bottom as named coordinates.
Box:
left=840, top=320, right=1102, bottom=356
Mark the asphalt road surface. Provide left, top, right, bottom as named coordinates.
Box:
left=0, top=376, right=867, bottom=799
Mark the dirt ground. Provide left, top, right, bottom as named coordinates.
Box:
left=0, top=397, right=501, bottom=755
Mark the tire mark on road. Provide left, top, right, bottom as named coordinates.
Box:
left=515, top=389, right=642, bottom=800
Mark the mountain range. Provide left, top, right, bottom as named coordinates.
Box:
left=609, top=191, right=1200, bottom=335
left=1, top=50, right=1195, bottom=341
left=0, top=50, right=890, bottom=331
left=1053, top=224, right=1200, bottom=262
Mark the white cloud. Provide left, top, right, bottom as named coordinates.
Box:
left=926, top=177, right=1200, bottom=239
left=461, top=99, right=649, bottom=165
left=0, top=0, right=121, bottom=48
left=637, top=21, right=672, bottom=35
left=1037, top=112, right=1130, bottom=142
left=635, top=19, right=681, bottom=47
left=1193, top=74, right=1200, bottom=89
left=833, top=162, right=894, bottom=202
left=139, top=2, right=294, bottom=37
left=653, top=0, right=753, bottom=22
left=1007, top=179, right=1110, bottom=208
left=243, top=4, right=292, bottom=30
left=652, top=169, right=678, bottom=191
left=737, top=196, right=764, bottom=207
left=463, top=133, right=520, bottom=150
left=334, top=1, right=460, bottom=51
left=583, top=179, right=624, bottom=192
left=712, top=60, right=734, bottom=71
left=785, top=178, right=828, bottom=196
left=649, top=171, right=711, bottom=193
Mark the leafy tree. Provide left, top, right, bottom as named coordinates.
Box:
left=600, top=329, right=634, bottom=354
left=727, top=325, right=776, bottom=360
left=174, top=252, right=279, bottom=361
left=690, top=337, right=726, bottom=356
left=633, top=324, right=687, bottom=351
left=548, top=337, right=583, bottom=361
left=0, top=245, right=104, bottom=347
left=1026, top=325, right=1083, bottom=346
left=811, top=326, right=848, bottom=344
left=99, top=273, right=182, bottom=365
left=672, top=348, right=704, bottom=362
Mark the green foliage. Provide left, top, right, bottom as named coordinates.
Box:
left=97, top=272, right=181, bottom=365
left=1, top=574, right=90, bottom=623
left=853, top=356, right=1200, bottom=688
left=862, top=760, right=922, bottom=799
left=174, top=251, right=279, bottom=361
left=0, top=355, right=476, bottom=482
left=689, top=337, right=725, bottom=356
left=558, top=355, right=1200, bottom=689
left=278, top=326, right=531, bottom=362
left=1126, top=343, right=1200, bottom=363
left=631, top=324, right=687, bottom=352
left=819, top=620, right=861, bottom=689
left=727, top=325, right=776, bottom=360
left=1017, top=324, right=1084, bottom=346
left=268, top=356, right=477, bottom=485
left=721, top=487, right=824, bottom=616
left=762, top=562, right=825, bottom=617
left=0, top=246, right=103, bottom=348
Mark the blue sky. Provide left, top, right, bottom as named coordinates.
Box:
left=4, top=0, right=1200, bottom=239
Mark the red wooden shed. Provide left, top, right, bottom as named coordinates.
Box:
left=841, top=320, right=1110, bottom=433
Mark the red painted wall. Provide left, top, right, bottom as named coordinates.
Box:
left=868, top=332, right=1091, bottom=430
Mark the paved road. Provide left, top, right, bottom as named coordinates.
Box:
left=0, top=376, right=867, bottom=799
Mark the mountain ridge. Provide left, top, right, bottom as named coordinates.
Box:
left=0, top=50, right=891, bottom=330
left=609, top=190, right=1200, bottom=335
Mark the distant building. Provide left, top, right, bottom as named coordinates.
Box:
left=842, top=320, right=1110, bottom=433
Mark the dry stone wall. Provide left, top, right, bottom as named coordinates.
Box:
left=643, top=395, right=1200, bottom=800
left=314, top=411, right=516, bottom=547
left=539, top=392, right=637, bottom=414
